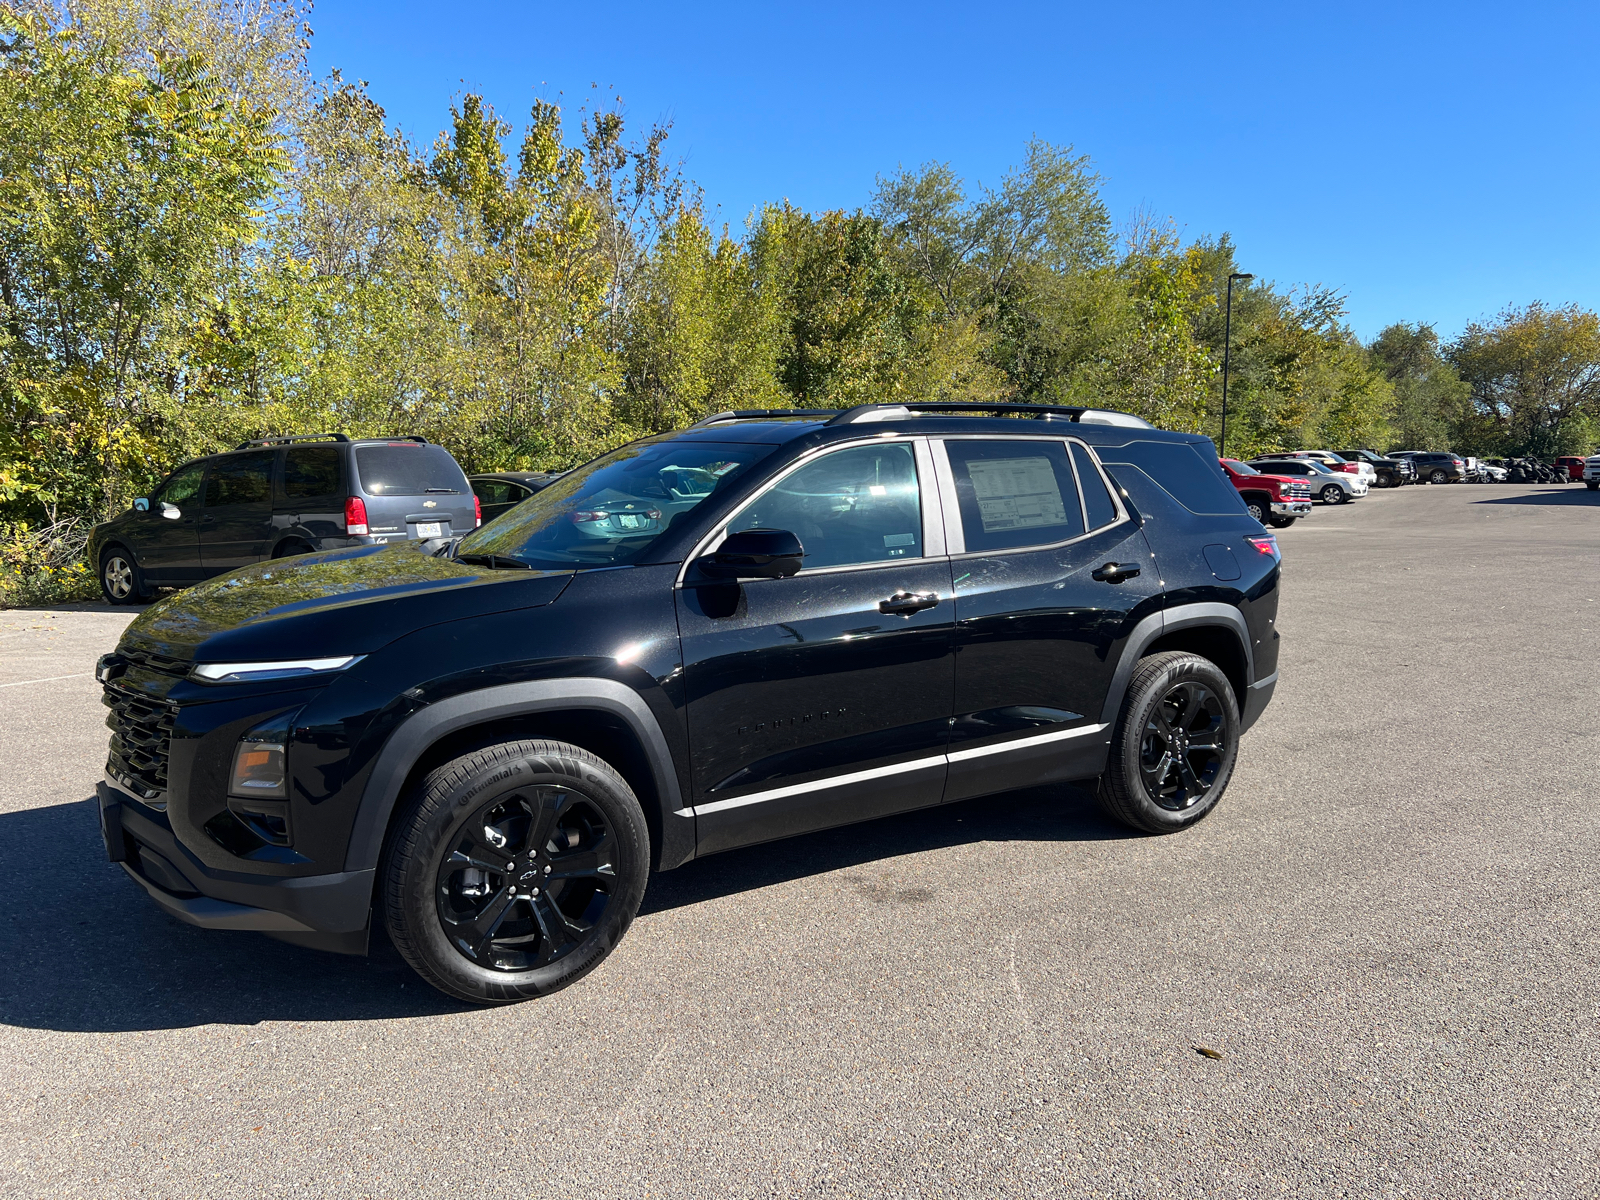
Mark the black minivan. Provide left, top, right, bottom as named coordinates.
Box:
left=89, top=434, right=479, bottom=604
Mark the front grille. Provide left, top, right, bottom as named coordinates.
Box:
left=103, top=683, right=177, bottom=800
left=119, top=646, right=191, bottom=679
left=1285, top=483, right=1312, bottom=500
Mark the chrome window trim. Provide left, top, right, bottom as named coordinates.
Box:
left=932, top=434, right=1133, bottom=562
left=675, top=434, right=940, bottom=587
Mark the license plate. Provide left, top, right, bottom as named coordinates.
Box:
left=415, top=522, right=442, bottom=538
left=617, top=515, right=641, bottom=528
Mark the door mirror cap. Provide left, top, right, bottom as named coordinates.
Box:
left=160, top=502, right=182, bottom=520
left=696, top=528, right=805, bottom=580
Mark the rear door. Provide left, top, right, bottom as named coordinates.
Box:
left=278, top=444, right=346, bottom=546
left=937, top=436, right=1160, bottom=802
left=198, top=450, right=278, bottom=572
left=678, top=437, right=955, bottom=856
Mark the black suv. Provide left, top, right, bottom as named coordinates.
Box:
left=89, top=434, right=479, bottom=604
left=1334, top=448, right=1415, bottom=488
left=1398, top=451, right=1466, bottom=484
left=94, top=404, right=1282, bottom=1004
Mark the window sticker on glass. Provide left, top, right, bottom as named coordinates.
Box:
left=967, top=457, right=1069, bottom=533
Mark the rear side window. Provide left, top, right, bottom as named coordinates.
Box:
left=1099, top=440, right=1242, bottom=516
left=1071, top=443, right=1119, bottom=530
left=355, top=443, right=469, bottom=496
left=945, top=439, right=1085, bottom=552
left=204, top=451, right=274, bottom=507
left=282, top=446, right=342, bottom=499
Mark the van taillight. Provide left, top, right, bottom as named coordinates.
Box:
left=474, top=495, right=482, bottom=527
left=345, top=496, right=369, bottom=536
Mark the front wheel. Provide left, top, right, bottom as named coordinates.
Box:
left=1243, top=498, right=1268, bottom=524
left=1319, top=484, right=1345, bottom=504
left=1097, top=652, right=1240, bottom=834
left=1587, top=482, right=1598, bottom=490
left=99, top=547, right=149, bottom=605
left=1267, top=515, right=1296, bottom=528
left=382, top=739, right=650, bottom=1005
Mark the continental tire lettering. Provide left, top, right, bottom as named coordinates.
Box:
left=459, top=763, right=522, bottom=805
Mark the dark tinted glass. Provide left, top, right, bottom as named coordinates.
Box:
left=728, top=442, right=921, bottom=570
left=156, top=462, right=206, bottom=507
left=457, top=439, right=776, bottom=568
left=204, top=451, right=274, bottom=507
left=1098, top=441, right=1243, bottom=516
left=355, top=444, right=470, bottom=496
left=1071, top=443, right=1118, bottom=530
left=946, top=439, right=1084, bottom=552
left=472, top=479, right=514, bottom=505
left=282, top=446, right=342, bottom=499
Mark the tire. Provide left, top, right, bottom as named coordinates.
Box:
left=1267, top=515, right=1296, bottom=528
left=1319, top=484, right=1344, bottom=505
left=272, top=539, right=314, bottom=559
left=1097, top=652, right=1241, bottom=834
left=1588, top=482, right=1598, bottom=491
left=1243, top=497, right=1268, bottom=524
left=1430, top=469, right=1447, bottom=484
left=382, top=739, right=650, bottom=1005
left=1375, top=473, right=1392, bottom=488
left=99, top=546, right=149, bottom=605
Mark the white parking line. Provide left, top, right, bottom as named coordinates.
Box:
left=0, top=672, right=89, bottom=688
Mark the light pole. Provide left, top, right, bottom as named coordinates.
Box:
left=1220, top=271, right=1253, bottom=458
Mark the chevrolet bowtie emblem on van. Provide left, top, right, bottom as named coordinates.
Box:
left=423, top=500, right=437, bottom=508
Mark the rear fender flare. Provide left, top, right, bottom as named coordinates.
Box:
left=344, top=679, right=692, bottom=874
left=1097, top=603, right=1256, bottom=727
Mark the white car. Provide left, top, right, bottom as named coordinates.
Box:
left=1584, top=455, right=1600, bottom=491
left=1478, top=462, right=1508, bottom=483
left=1247, top=457, right=1369, bottom=504
left=1304, top=449, right=1378, bottom=486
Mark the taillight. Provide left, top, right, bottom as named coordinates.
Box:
left=1245, top=534, right=1280, bottom=560
left=345, top=495, right=368, bottom=535
left=645, top=509, right=662, bottom=519
left=473, top=495, right=482, bottom=527
left=568, top=511, right=607, bottom=524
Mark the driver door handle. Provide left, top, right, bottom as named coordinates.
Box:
left=879, top=591, right=940, bottom=616
left=1091, top=561, right=1142, bottom=583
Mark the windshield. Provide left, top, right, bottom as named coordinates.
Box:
left=355, top=443, right=469, bottom=496
left=455, top=439, right=776, bottom=568
left=1303, top=460, right=1334, bottom=474
left=1222, top=459, right=1259, bottom=476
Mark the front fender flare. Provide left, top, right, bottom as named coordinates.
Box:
left=343, top=679, right=692, bottom=874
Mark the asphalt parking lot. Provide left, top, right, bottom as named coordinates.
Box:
left=2, top=481, right=1597, bottom=1199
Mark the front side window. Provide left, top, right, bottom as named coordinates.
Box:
left=457, top=439, right=775, bottom=568
left=945, top=439, right=1085, bottom=552
left=156, top=462, right=206, bottom=508
left=726, top=442, right=922, bottom=571
left=204, top=451, right=274, bottom=507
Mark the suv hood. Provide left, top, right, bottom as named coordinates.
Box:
left=122, top=542, right=573, bottom=664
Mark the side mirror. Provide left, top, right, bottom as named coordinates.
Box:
left=133, top=497, right=149, bottom=512
left=696, top=528, right=805, bottom=580
left=160, top=502, right=182, bottom=520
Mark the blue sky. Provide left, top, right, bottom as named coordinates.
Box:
left=308, top=0, right=1599, bottom=340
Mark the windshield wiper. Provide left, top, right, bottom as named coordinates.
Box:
left=455, top=552, right=534, bottom=571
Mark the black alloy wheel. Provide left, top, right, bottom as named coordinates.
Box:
left=1097, top=651, right=1240, bottom=834
left=1430, top=469, right=1448, bottom=484
left=100, top=547, right=147, bottom=605
left=1139, top=681, right=1227, bottom=811
left=1319, top=484, right=1344, bottom=505
left=383, top=738, right=649, bottom=1004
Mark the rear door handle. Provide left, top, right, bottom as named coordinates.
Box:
left=1091, top=561, right=1141, bottom=583
left=879, top=591, right=940, bottom=616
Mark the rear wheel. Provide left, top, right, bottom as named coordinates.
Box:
left=272, top=539, right=315, bottom=559
left=382, top=739, right=650, bottom=1005
left=1319, top=484, right=1344, bottom=504
left=99, top=547, right=149, bottom=605
left=1097, top=652, right=1240, bottom=834
left=1430, top=469, right=1448, bottom=484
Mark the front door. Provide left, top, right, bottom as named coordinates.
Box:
left=199, top=450, right=278, bottom=573
left=678, top=438, right=955, bottom=856
left=937, top=436, right=1161, bottom=802
left=134, top=461, right=208, bottom=582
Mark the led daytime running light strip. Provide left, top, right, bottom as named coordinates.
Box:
left=190, top=655, right=364, bottom=682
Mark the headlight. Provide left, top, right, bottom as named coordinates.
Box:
left=190, top=655, right=363, bottom=683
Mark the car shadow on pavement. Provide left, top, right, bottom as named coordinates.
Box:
left=1474, top=489, right=1600, bottom=507
left=640, top=781, right=1129, bottom=916
left=2, top=784, right=1126, bottom=1033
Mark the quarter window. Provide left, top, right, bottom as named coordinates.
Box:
left=282, top=446, right=342, bottom=499
left=1071, top=443, right=1119, bottom=531
left=944, top=439, right=1084, bottom=552
left=726, top=442, right=922, bottom=571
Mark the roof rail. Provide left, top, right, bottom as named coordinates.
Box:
left=235, top=433, right=351, bottom=450
left=826, top=402, right=1153, bottom=429
left=689, top=408, right=841, bottom=428
left=351, top=435, right=430, bottom=445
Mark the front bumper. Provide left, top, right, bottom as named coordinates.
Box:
left=1271, top=500, right=1312, bottom=516
left=98, top=781, right=373, bottom=948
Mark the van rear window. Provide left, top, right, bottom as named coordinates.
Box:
left=355, top=444, right=469, bottom=496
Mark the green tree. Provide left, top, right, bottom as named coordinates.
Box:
left=1447, top=303, right=1600, bottom=456
left=1369, top=322, right=1470, bottom=450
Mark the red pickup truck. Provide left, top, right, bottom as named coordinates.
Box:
left=1220, top=459, right=1313, bottom=527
